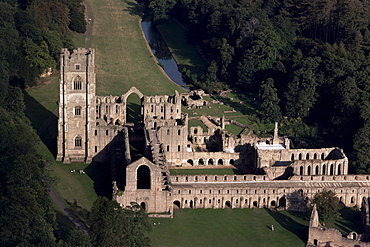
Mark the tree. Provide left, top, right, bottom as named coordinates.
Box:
left=353, top=123, right=370, bottom=173
left=149, top=0, right=176, bottom=23
left=89, top=197, right=151, bottom=247
left=69, top=7, right=87, bottom=33
left=284, top=56, right=321, bottom=118
left=311, top=190, right=340, bottom=221
left=259, top=78, right=282, bottom=122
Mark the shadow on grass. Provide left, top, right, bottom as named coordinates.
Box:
left=123, top=0, right=144, bottom=17
left=233, top=168, right=244, bottom=174
left=266, top=209, right=308, bottom=243
left=65, top=199, right=90, bottom=226
left=331, top=207, right=363, bottom=235
left=55, top=211, right=90, bottom=245
left=85, top=161, right=112, bottom=199
left=55, top=211, right=77, bottom=241
left=23, top=91, right=58, bottom=157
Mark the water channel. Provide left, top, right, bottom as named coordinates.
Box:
left=141, top=21, right=189, bottom=90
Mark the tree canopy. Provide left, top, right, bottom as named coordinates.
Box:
left=311, top=190, right=340, bottom=221
left=89, top=197, right=151, bottom=247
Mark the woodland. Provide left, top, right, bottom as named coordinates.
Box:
left=146, top=0, right=370, bottom=174
left=0, top=0, right=150, bottom=246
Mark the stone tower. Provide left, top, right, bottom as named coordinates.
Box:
left=56, top=48, right=96, bottom=163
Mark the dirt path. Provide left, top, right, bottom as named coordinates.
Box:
left=49, top=187, right=89, bottom=234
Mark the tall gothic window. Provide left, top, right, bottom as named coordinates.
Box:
left=75, top=136, right=82, bottom=147
left=74, top=106, right=81, bottom=116
left=73, top=76, right=82, bottom=90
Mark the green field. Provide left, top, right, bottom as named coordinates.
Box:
left=148, top=209, right=308, bottom=247
left=89, top=0, right=185, bottom=96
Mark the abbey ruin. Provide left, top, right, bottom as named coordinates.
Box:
left=57, top=48, right=370, bottom=224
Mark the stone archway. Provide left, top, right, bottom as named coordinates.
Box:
left=122, top=87, right=144, bottom=124
left=140, top=202, right=146, bottom=211
left=173, top=200, right=181, bottom=209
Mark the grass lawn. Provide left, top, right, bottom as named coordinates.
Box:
left=225, top=124, right=244, bottom=135
left=148, top=208, right=308, bottom=247
left=89, top=0, right=186, bottom=96
left=170, top=169, right=237, bottom=175
left=188, top=119, right=207, bottom=132
left=157, top=21, right=207, bottom=74
left=73, top=31, right=85, bottom=48
left=182, top=103, right=233, bottom=118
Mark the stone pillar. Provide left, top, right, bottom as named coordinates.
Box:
left=273, top=122, right=279, bottom=144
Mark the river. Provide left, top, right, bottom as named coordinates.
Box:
left=141, top=21, right=189, bottom=90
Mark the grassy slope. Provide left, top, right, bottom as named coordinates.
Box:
left=90, top=0, right=185, bottom=96
left=157, top=21, right=207, bottom=74
left=148, top=209, right=308, bottom=247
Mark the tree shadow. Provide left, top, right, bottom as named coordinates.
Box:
left=122, top=0, right=144, bottom=17
left=23, top=91, right=58, bottom=157
left=328, top=207, right=363, bottom=235
left=54, top=211, right=77, bottom=242
left=266, top=208, right=308, bottom=243
left=65, top=199, right=90, bottom=226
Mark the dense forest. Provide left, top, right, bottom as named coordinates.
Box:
left=146, top=0, right=370, bottom=174
left=0, top=0, right=150, bottom=246
left=0, top=0, right=88, bottom=245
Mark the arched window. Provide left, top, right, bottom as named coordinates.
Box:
left=338, top=164, right=341, bottom=175
left=306, top=153, right=310, bottom=160
left=298, top=153, right=302, bottom=160
left=291, top=153, right=294, bottom=161
left=167, top=129, right=170, bottom=135
left=74, top=106, right=81, bottom=116
left=299, top=166, right=304, bottom=175
left=307, top=166, right=311, bottom=175
left=178, top=129, right=181, bottom=135
left=75, top=136, right=82, bottom=147
left=322, top=164, right=326, bottom=175
left=330, top=164, right=334, bottom=175
left=73, top=76, right=82, bottom=90
left=314, top=153, right=317, bottom=159
left=315, top=165, right=319, bottom=175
